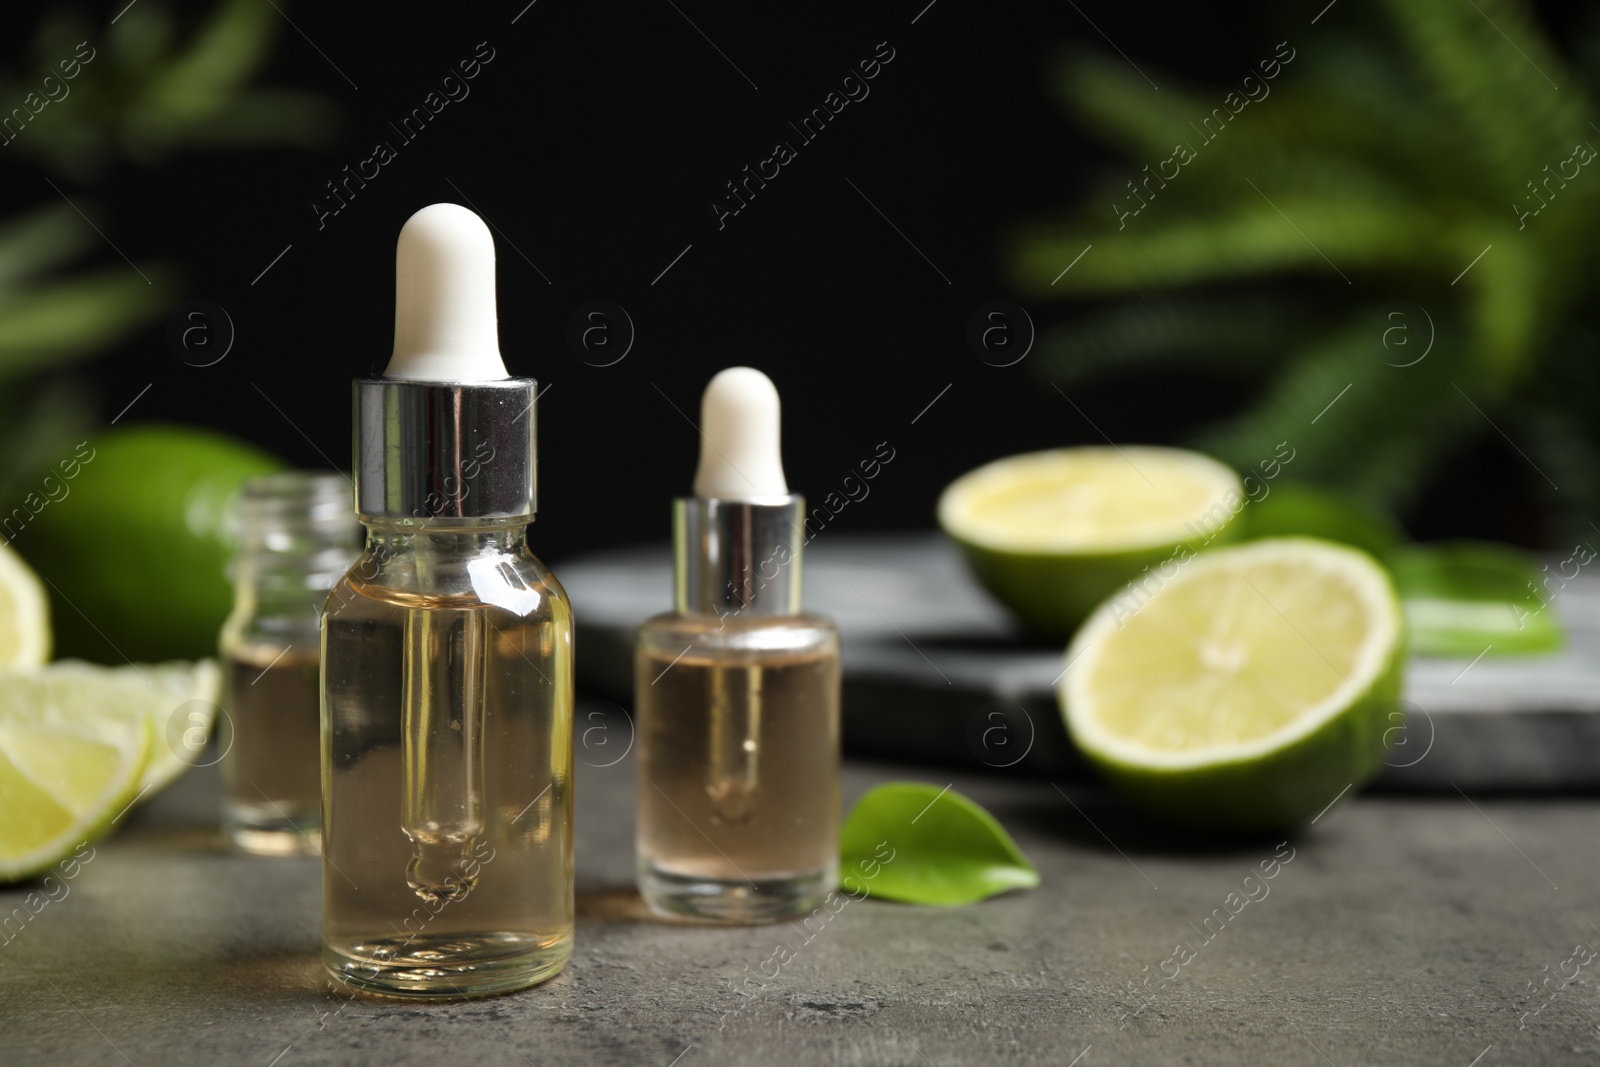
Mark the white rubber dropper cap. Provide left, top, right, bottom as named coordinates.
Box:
left=692, top=367, right=789, bottom=498
left=385, top=203, right=509, bottom=381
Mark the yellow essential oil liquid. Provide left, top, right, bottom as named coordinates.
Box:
left=319, top=204, right=574, bottom=997
left=635, top=368, right=842, bottom=923
left=220, top=472, right=359, bottom=855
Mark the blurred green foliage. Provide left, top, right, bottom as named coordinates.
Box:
left=0, top=0, right=335, bottom=496
left=1010, top=0, right=1598, bottom=542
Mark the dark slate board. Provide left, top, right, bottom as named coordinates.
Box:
left=557, top=533, right=1600, bottom=791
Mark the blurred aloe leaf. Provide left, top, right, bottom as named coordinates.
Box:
left=9, top=0, right=338, bottom=177
left=1009, top=0, right=1599, bottom=536
left=0, top=1, right=337, bottom=499
left=0, top=265, right=179, bottom=375
left=0, top=205, right=95, bottom=288
left=1035, top=294, right=1322, bottom=387
left=1388, top=541, right=1564, bottom=656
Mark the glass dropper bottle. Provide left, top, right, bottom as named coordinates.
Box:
left=320, top=203, right=574, bottom=997
left=634, top=367, right=841, bottom=922
left=220, top=471, right=360, bottom=855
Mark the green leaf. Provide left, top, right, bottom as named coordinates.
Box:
left=8, top=0, right=338, bottom=178
left=1007, top=0, right=1600, bottom=524
left=143, top=0, right=279, bottom=119
left=1010, top=193, right=1440, bottom=297
left=1236, top=483, right=1407, bottom=559
left=1232, top=46, right=1467, bottom=194
left=1191, top=320, right=1472, bottom=508
left=1034, top=294, right=1313, bottom=386
left=1461, top=232, right=1557, bottom=387
left=1387, top=541, right=1565, bottom=656
left=1381, top=0, right=1584, bottom=192
left=144, top=89, right=338, bottom=150
left=0, top=266, right=173, bottom=377
left=1054, top=50, right=1231, bottom=161
left=839, top=783, right=1038, bottom=906
left=0, top=205, right=96, bottom=291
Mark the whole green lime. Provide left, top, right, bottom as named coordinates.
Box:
left=16, top=424, right=284, bottom=662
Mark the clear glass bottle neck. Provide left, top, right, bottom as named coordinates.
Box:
left=230, top=472, right=362, bottom=622
left=362, top=518, right=531, bottom=557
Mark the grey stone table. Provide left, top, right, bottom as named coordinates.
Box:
left=4, top=726, right=1599, bottom=1066
left=560, top=535, right=1600, bottom=791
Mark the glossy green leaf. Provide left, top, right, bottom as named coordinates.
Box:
left=839, top=783, right=1038, bottom=906
left=1237, top=483, right=1406, bottom=559
left=1387, top=541, right=1565, bottom=656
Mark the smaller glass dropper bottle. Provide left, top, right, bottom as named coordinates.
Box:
left=635, top=367, right=841, bottom=923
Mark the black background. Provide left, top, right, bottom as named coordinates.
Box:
left=3, top=0, right=1587, bottom=561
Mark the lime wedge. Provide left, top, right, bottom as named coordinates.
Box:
left=0, top=669, right=154, bottom=882
left=1060, top=537, right=1404, bottom=829
left=0, top=540, right=50, bottom=668
left=50, top=659, right=222, bottom=794
left=939, top=447, right=1244, bottom=637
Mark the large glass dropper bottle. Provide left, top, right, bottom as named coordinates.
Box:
left=320, top=203, right=574, bottom=997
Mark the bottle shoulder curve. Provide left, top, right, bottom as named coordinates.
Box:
left=324, top=539, right=572, bottom=623
left=635, top=611, right=838, bottom=657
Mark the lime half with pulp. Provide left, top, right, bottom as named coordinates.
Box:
left=939, top=447, right=1244, bottom=638
left=1060, top=537, right=1404, bottom=830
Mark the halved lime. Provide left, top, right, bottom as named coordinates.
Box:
left=1060, top=537, right=1404, bottom=830
left=0, top=540, right=50, bottom=668
left=939, top=447, right=1244, bottom=638
left=0, top=668, right=155, bottom=882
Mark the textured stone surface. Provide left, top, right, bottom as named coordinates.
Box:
left=560, top=536, right=1600, bottom=790
left=1, top=724, right=1596, bottom=1065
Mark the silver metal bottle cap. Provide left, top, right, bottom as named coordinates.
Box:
left=354, top=377, right=537, bottom=521
left=674, top=495, right=804, bottom=617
